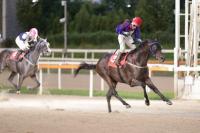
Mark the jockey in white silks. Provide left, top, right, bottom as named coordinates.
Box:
left=15, top=28, right=39, bottom=59
left=115, top=17, right=143, bottom=65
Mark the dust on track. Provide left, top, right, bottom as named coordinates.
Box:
left=0, top=94, right=199, bottom=133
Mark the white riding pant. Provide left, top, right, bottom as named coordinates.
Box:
left=117, top=34, right=136, bottom=53
left=15, top=36, right=29, bottom=51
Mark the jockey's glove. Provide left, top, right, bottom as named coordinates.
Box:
left=134, top=38, right=143, bottom=45
left=29, top=41, right=37, bottom=47
left=25, top=45, right=30, bottom=50
left=122, top=32, right=129, bottom=37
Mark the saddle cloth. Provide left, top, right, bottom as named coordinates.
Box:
left=9, top=51, right=25, bottom=61
left=108, top=52, right=128, bottom=68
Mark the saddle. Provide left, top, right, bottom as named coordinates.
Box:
left=9, top=51, right=26, bottom=61
left=108, top=52, right=128, bottom=68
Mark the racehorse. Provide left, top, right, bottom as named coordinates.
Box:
left=0, top=38, right=51, bottom=93
left=74, top=40, right=173, bottom=112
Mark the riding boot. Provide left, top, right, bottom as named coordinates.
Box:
left=16, top=50, right=23, bottom=61
left=115, top=52, right=122, bottom=66
left=24, top=49, right=30, bottom=56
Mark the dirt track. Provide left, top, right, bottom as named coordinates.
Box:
left=0, top=94, right=200, bottom=133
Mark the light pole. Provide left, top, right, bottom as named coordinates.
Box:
left=60, top=0, right=67, bottom=56
left=2, top=0, right=6, bottom=39
left=32, top=0, right=39, bottom=7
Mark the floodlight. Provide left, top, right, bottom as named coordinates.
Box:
left=32, top=0, right=38, bottom=3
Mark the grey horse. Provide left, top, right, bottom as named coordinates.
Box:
left=0, top=38, right=51, bottom=93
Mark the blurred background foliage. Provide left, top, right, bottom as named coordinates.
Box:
left=15, top=0, right=175, bottom=49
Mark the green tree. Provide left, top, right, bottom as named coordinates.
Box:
left=73, top=3, right=91, bottom=33
left=135, top=0, right=174, bottom=33
left=0, top=0, right=2, bottom=33
left=16, top=0, right=62, bottom=35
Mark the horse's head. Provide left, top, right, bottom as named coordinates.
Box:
left=35, top=38, right=51, bottom=56
left=147, top=40, right=165, bottom=62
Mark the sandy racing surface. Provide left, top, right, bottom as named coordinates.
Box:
left=0, top=94, right=200, bottom=133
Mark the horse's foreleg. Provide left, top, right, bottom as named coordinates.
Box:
left=28, top=74, right=40, bottom=89
left=142, top=85, right=150, bottom=106
left=16, top=75, right=25, bottom=93
left=8, top=72, right=18, bottom=89
left=130, top=79, right=144, bottom=87
left=145, top=78, right=172, bottom=105
left=130, top=79, right=150, bottom=105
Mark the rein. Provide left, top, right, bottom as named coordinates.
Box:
left=126, top=51, right=147, bottom=69
left=126, top=62, right=147, bottom=69
left=23, top=56, right=35, bottom=66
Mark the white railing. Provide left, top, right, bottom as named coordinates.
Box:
left=1, top=48, right=199, bottom=97
left=0, top=48, right=175, bottom=61
left=37, top=61, right=175, bottom=96
left=45, top=48, right=175, bottom=60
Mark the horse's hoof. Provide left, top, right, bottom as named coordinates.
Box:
left=166, top=100, right=173, bottom=105
left=126, top=105, right=131, bottom=108
left=145, top=101, right=150, bottom=106
left=27, top=86, right=32, bottom=90
left=16, top=91, right=20, bottom=94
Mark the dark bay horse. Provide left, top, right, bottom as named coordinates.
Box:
left=75, top=40, right=172, bottom=112
left=0, top=38, right=51, bottom=93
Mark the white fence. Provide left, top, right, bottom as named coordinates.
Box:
left=1, top=48, right=199, bottom=98
left=38, top=61, right=174, bottom=97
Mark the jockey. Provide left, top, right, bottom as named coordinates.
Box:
left=15, top=28, right=39, bottom=59
left=115, top=17, right=143, bottom=65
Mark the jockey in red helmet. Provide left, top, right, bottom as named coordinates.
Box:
left=115, top=17, right=143, bottom=65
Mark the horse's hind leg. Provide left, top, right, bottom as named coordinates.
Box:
left=99, top=74, right=117, bottom=112
left=28, top=74, right=40, bottom=89
left=106, top=88, right=113, bottom=112
left=145, top=78, right=172, bottom=105
left=0, top=61, right=6, bottom=73
left=102, top=75, right=130, bottom=112
left=8, top=72, right=18, bottom=89
left=113, top=89, right=131, bottom=108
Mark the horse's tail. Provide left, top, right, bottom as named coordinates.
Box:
left=74, top=62, right=96, bottom=77
left=0, top=49, right=11, bottom=71
left=0, top=50, right=5, bottom=65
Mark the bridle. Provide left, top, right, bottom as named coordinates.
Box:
left=126, top=41, right=161, bottom=69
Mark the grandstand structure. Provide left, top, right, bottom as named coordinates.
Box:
left=175, top=0, right=200, bottom=99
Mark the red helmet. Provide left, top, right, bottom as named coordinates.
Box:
left=29, top=28, right=38, bottom=39
left=132, top=17, right=143, bottom=27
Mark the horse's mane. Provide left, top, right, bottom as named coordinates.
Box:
left=30, top=37, right=46, bottom=51
left=128, top=39, right=158, bottom=55
left=128, top=40, right=149, bottom=55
